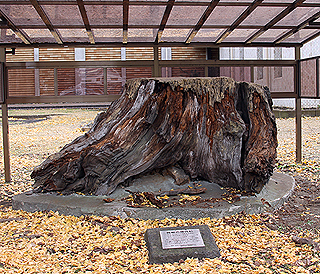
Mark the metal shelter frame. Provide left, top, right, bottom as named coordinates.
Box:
left=0, top=0, right=320, bottom=47
left=0, top=0, right=320, bottom=183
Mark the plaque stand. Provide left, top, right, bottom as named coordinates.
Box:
left=144, top=225, right=220, bottom=264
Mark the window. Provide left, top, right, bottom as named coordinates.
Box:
left=121, top=47, right=126, bottom=61
left=239, top=47, right=244, bottom=60
left=75, top=48, right=85, bottom=61
left=161, top=47, right=172, bottom=61
left=257, top=48, right=263, bottom=80
left=274, top=48, right=282, bottom=78
left=161, top=47, right=172, bottom=77
left=239, top=47, right=244, bottom=80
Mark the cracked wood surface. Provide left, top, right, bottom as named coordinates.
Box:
left=31, top=77, right=277, bottom=196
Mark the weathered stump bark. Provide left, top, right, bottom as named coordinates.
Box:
left=31, top=77, right=277, bottom=195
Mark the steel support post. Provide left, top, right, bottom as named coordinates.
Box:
left=295, top=46, right=302, bottom=163
left=153, top=46, right=160, bottom=77
left=295, top=98, right=302, bottom=163
left=205, top=66, right=209, bottom=77
left=104, top=67, right=107, bottom=95
left=54, top=68, right=58, bottom=96
left=317, top=57, right=319, bottom=98
left=0, top=48, right=10, bottom=182
left=250, top=66, right=254, bottom=82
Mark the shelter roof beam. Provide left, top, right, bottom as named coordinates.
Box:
left=1, top=25, right=307, bottom=30
left=29, top=0, right=63, bottom=44
left=123, top=0, right=129, bottom=44
left=216, top=0, right=263, bottom=44
left=245, top=0, right=306, bottom=44
left=155, top=0, right=175, bottom=44
left=301, top=29, right=320, bottom=45
left=0, top=10, right=31, bottom=44
left=0, top=1, right=319, bottom=7
left=185, top=0, right=220, bottom=44
left=77, top=0, right=95, bottom=44
left=275, top=10, right=320, bottom=44
left=0, top=41, right=303, bottom=48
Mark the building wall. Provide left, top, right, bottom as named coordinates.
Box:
left=39, top=48, right=74, bottom=61
left=126, top=47, right=153, bottom=60
left=299, top=37, right=320, bottom=109
left=86, top=48, right=121, bottom=61
left=161, top=47, right=206, bottom=77
left=171, top=47, right=206, bottom=60
left=7, top=69, right=35, bottom=96
left=5, top=47, right=208, bottom=96
left=5, top=45, right=319, bottom=104
left=39, top=69, right=55, bottom=96
left=171, top=67, right=205, bottom=77
left=220, top=67, right=251, bottom=82
left=6, top=48, right=34, bottom=62
left=5, top=47, right=173, bottom=96
left=301, top=36, right=320, bottom=59
left=254, top=66, right=294, bottom=93
left=220, top=46, right=320, bottom=109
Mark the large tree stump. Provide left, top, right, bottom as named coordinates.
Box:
left=31, top=77, right=277, bottom=195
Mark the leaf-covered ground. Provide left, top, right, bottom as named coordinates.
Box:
left=0, top=109, right=319, bottom=273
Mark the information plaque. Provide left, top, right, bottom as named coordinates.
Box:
left=160, top=229, right=205, bottom=249
left=145, top=225, right=220, bottom=264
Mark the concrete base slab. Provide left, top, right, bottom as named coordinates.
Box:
left=12, top=172, right=295, bottom=220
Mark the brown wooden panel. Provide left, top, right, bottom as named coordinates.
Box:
left=8, top=69, right=35, bottom=96
left=126, top=67, right=152, bottom=79
left=86, top=48, right=121, bottom=61
left=106, top=67, right=123, bottom=95
left=39, top=68, right=55, bottom=96
left=126, top=47, right=153, bottom=60
left=57, top=68, right=75, bottom=95
left=39, top=48, right=74, bottom=61
left=171, top=67, right=205, bottom=77
left=171, top=47, right=206, bottom=60
left=85, top=68, right=104, bottom=95
left=6, top=48, right=34, bottom=62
